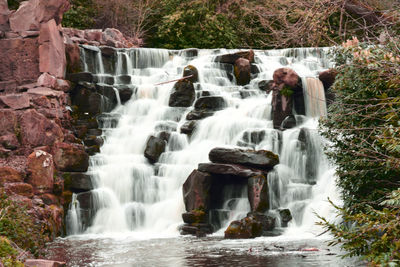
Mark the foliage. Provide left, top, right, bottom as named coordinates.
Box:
left=320, top=37, right=400, bottom=208
left=150, top=0, right=240, bottom=49
left=6, top=0, right=23, bottom=10
left=0, top=190, right=49, bottom=258
left=317, top=191, right=400, bottom=266
left=62, top=0, right=97, bottom=29
left=319, top=37, right=400, bottom=265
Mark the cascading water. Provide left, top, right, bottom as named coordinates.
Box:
left=67, top=46, right=339, bottom=239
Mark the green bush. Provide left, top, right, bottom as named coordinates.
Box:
left=319, top=38, right=400, bottom=265
left=62, top=0, right=96, bottom=29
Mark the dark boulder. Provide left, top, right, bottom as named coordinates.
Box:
left=117, top=75, right=131, bottom=84
left=118, top=86, right=134, bottom=104
left=186, top=110, right=214, bottom=120
left=234, top=58, right=251, bottom=86
left=182, top=170, right=212, bottom=211
left=215, top=50, right=255, bottom=64
left=183, top=65, right=199, bottom=83
left=168, top=80, right=195, bottom=107
left=194, top=96, right=226, bottom=111
left=248, top=175, right=269, bottom=212
left=63, top=172, right=93, bottom=193
left=66, top=72, right=93, bottom=83
left=198, top=163, right=263, bottom=178
left=209, top=147, right=279, bottom=170
left=273, top=68, right=300, bottom=88
left=182, top=210, right=207, bottom=224
left=278, top=209, right=293, bottom=227
left=53, top=142, right=89, bottom=172
left=179, top=223, right=213, bottom=237
left=180, top=120, right=197, bottom=136
left=224, top=212, right=275, bottom=239
left=144, top=136, right=166, bottom=163
left=258, top=80, right=273, bottom=93
left=280, top=115, right=297, bottom=130
left=318, top=69, right=338, bottom=90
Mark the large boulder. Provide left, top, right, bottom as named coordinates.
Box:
left=9, top=0, right=70, bottom=32
left=63, top=172, right=93, bottom=193
left=180, top=120, right=197, bottom=136
left=273, top=68, right=300, bottom=88
left=0, top=93, right=30, bottom=109
left=318, top=69, right=338, bottom=90
left=53, top=142, right=89, bottom=172
left=65, top=43, right=82, bottom=73
left=19, top=109, right=64, bottom=147
left=0, top=110, right=18, bottom=136
left=194, top=96, right=226, bottom=111
left=5, top=182, right=34, bottom=198
left=27, top=150, right=55, bottom=193
left=234, top=58, right=251, bottom=86
left=248, top=175, right=269, bottom=212
left=209, top=147, right=279, bottom=170
left=182, top=170, right=212, bottom=211
left=39, top=19, right=66, bottom=78
left=183, top=65, right=199, bottom=83
left=224, top=212, right=275, bottom=239
left=186, top=110, right=214, bottom=120
left=168, top=80, right=195, bottom=107
left=279, top=209, right=293, bottom=227
left=198, top=163, right=263, bottom=178
left=144, top=136, right=166, bottom=163
left=215, top=50, right=255, bottom=64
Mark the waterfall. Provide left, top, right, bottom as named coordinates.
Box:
left=67, top=47, right=338, bottom=237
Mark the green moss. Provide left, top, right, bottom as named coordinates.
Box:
left=280, top=85, right=294, bottom=97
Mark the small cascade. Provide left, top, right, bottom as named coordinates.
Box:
left=303, top=77, right=327, bottom=117
left=67, top=46, right=337, bottom=238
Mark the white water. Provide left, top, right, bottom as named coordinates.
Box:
left=67, top=47, right=340, bottom=239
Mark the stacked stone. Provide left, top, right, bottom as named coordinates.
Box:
left=180, top=147, right=288, bottom=238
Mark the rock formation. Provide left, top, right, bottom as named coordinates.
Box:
left=180, top=147, right=288, bottom=238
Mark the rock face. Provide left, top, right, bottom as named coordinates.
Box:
left=39, top=19, right=66, bottom=78
left=224, top=212, right=275, bottom=239
left=144, top=136, right=166, bottom=163
left=168, top=80, right=195, bottom=107
left=248, top=175, right=269, bottom=212
left=0, top=167, right=23, bottom=185
left=9, top=0, right=70, bottom=32
left=27, top=150, right=55, bottom=193
left=209, top=147, right=279, bottom=170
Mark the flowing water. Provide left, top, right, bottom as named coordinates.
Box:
left=46, top=47, right=364, bottom=266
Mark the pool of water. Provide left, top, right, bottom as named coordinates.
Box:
left=44, top=234, right=365, bottom=267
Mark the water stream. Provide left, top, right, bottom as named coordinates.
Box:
left=49, top=47, right=364, bottom=266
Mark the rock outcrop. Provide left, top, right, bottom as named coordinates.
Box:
left=181, top=147, right=281, bottom=237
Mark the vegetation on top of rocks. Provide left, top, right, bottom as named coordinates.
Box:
left=319, top=37, right=400, bottom=265
left=0, top=190, right=49, bottom=260
left=62, top=0, right=400, bottom=49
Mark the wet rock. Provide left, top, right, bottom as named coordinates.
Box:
left=234, top=58, right=251, bottom=86
left=215, top=50, right=255, bottom=64
left=9, top=0, right=70, bottom=32
left=273, top=68, right=300, bottom=88
left=258, top=80, right=273, bottom=93
left=39, top=19, right=66, bottom=78
left=96, top=113, right=120, bottom=128
left=182, top=210, right=207, bottom=224
left=83, top=135, right=104, bottom=147
left=318, top=69, right=338, bottom=90
left=118, top=86, right=134, bottom=104
left=180, top=120, right=197, bottom=136
left=19, top=109, right=64, bottom=147
left=180, top=48, right=198, bottom=58
left=198, top=163, right=263, bottom=178
left=194, top=96, right=226, bottom=111
left=66, top=72, right=93, bottom=83
left=280, top=115, right=297, bottom=130
left=0, top=166, right=23, bottom=185
left=183, top=170, right=212, bottom=211
left=53, top=142, right=89, bottom=172
left=116, top=75, right=131, bottom=84
left=224, top=212, right=275, bottom=239
left=182, top=65, right=199, bottom=83
left=157, top=131, right=171, bottom=142
left=144, top=136, right=166, bottom=163
left=27, top=150, right=54, bottom=193
left=168, top=80, right=195, bottom=107
left=242, top=130, right=266, bottom=144
left=4, top=182, right=33, bottom=198
left=248, top=175, right=269, bottom=212
left=62, top=172, right=93, bottom=193
left=179, top=223, right=213, bottom=237
left=278, top=209, right=293, bottom=227
left=298, top=128, right=318, bottom=182
left=209, top=147, right=279, bottom=170
left=24, top=259, right=66, bottom=267
left=186, top=110, right=214, bottom=120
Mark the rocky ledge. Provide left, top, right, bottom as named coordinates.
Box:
left=180, top=147, right=292, bottom=238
